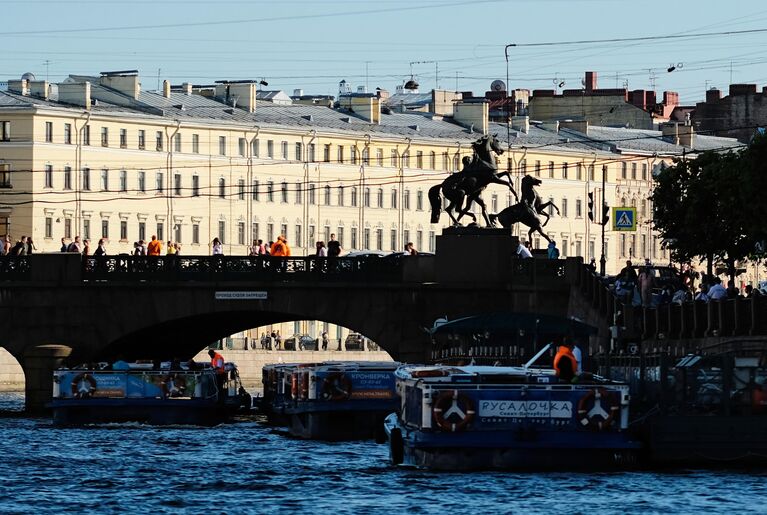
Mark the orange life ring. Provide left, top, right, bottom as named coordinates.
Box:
left=577, top=388, right=620, bottom=431
left=432, top=389, right=475, bottom=432
left=71, top=373, right=97, bottom=398
left=322, top=372, right=352, bottom=401
left=161, top=374, right=187, bottom=398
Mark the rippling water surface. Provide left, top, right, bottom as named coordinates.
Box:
left=2, top=392, right=767, bottom=514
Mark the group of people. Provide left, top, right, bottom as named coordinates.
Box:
left=59, top=236, right=107, bottom=256
left=131, top=236, right=182, bottom=256
left=2, top=235, right=36, bottom=256
left=515, top=239, right=560, bottom=259
left=244, top=234, right=294, bottom=257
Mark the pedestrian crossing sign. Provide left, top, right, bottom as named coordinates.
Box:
left=612, top=207, right=636, bottom=232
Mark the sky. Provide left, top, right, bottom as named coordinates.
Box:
left=1, top=0, right=766, bottom=104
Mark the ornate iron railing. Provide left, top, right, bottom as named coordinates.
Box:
left=0, top=256, right=30, bottom=280
left=81, top=255, right=405, bottom=282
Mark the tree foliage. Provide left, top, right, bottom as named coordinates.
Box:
left=651, top=134, right=767, bottom=282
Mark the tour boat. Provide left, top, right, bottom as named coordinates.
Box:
left=383, top=359, right=641, bottom=470
left=265, top=361, right=400, bottom=440
left=50, top=361, right=251, bottom=426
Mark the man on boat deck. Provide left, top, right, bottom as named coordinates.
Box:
left=553, top=341, right=578, bottom=383
left=208, top=349, right=227, bottom=392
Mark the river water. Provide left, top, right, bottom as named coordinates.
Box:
left=2, top=392, right=767, bottom=514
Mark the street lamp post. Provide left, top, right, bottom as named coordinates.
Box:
left=600, top=164, right=608, bottom=276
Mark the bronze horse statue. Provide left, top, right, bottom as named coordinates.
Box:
left=520, top=174, right=560, bottom=226
left=428, top=134, right=517, bottom=226
left=488, top=175, right=557, bottom=243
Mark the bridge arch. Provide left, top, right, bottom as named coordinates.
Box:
left=0, top=347, right=24, bottom=394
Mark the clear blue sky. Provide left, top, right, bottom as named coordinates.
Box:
left=2, top=0, right=766, bottom=103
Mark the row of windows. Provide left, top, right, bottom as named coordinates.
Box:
left=518, top=159, right=650, bottom=182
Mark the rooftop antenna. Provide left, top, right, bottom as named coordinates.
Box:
left=649, top=69, right=657, bottom=90
left=157, top=68, right=161, bottom=91
left=43, top=59, right=50, bottom=82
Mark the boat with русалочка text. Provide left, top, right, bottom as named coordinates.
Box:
left=260, top=361, right=400, bottom=440
left=49, top=361, right=251, bottom=426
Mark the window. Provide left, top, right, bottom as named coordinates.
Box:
left=561, top=238, right=568, bottom=258
left=266, top=181, right=274, bottom=202
left=589, top=240, right=595, bottom=260
left=218, top=221, right=225, bottom=244
left=45, top=122, right=53, bottom=142
left=324, top=225, right=331, bottom=243
left=402, top=151, right=410, bottom=168
left=192, top=134, right=200, bottom=154
left=63, top=166, right=72, bottom=190
left=351, top=186, right=358, bottom=207
left=138, top=222, right=145, bottom=241
left=175, top=174, right=183, bottom=196
left=416, top=151, right=423, bottom=169
left=631, top=163, right=637, bottom=180
left=174, top=223, right=182, bottom=244
left=101, top=219, right=109, bottom=239
left=429, top=231, right=436, bottom=253
left=64, top=218, right=72, bottom=238
left=192, top=224, right=200, bottom=244
left=519, top=159, right=527, bottom=175
left=64, top=123, right=72, bottom=144
left=218, top=178, right=226, bottom=198
left=308, top=143, right=316, bottom=162
left=576, top=198, right=582, bottom=218
left=391, top=149, right=398, bottom=167
left=308, top=224, right=314, bottom=243
left=337, top=186, right=344, bottom=206
left=429, top=151, right=436, bottom=170
left=548, top=161, right=555, bottom=178
left=120, top=128, right=127, bottom=149
left=576, top=163, right=582, bottom=181
left=295, top=225, right=302, bottom=247
left=337, top=227, right=344, bottom=248
left=238, top=179, right=245, bottom=200
left=309, top=184, right=316, bottom=205
left=561, top=198, right=568, bottom=218
left=403, top=189, right=411, bottom=210
left=390, top=229, right=397, bottom=251
left=416, top=190, right=423, bottom=211
left=101, top=169, right=108, bottom=191
left=337, top=146, right=344, bottom=164
left=363, top=228, right=371, bottom=249
left=589, top=165, right=595, bottom=181
left=218, top=136, right=226, bottom=155
left=491, top=194, right=498, bottom=212
left=252, top=223, right=259, bottom=241
left=44, top=165, right=53, bottom=188
left=443, top=152, right=450, bottom=171
left=238, top=137, right=246, bottom=157
left=534, top=160, right=541, bottom=177
left=266, top=140, right=274, bottom=158
left=157, top=222, right=164, bottom=241
left=138, top=171, right=145, bottom=192
left=416, top=230, right=423, bottom=252
left=621, top=162, right=627, bottom=179
left=238, top=222, right=245, bottom=245
left=252, top=180, right=259, bottom=201
left=120, top=220, right=127, bottom=240
left=83, top=125, right=90, bottom=145
left=281, top=181, right=288, bottom=203
left=156, top=172, right=164, bottom=193
left=45, top=217, right=52, bottom=238
left=351, top=146, right=357, bottom=165
left=362, top=147, right=369, bottom=165
left=377, top=148, right=384, bottom=167
left=174, top=133, right=181, bottom=152
left=350, top=227, right=358, bottom=249
left=101, top=127, right=108, bottom=147
left=575, top=240, right=582, bottom=257
left=324, top=185, right=331, bottom=205
left=323, top=144, right=331, bottom=163
left=641, top=163, right=648, bottom=181
left=295, top=182, right=302, bottom=204
left=156, top=131, right=163, bottom=151
left=376, top=228, right=383, bottom=250
left=138, top=130, right=146, bottom=150
left=295, top=142, right=303, bottom=161
left=363, top=187, right=370, bottom=207
left=82, top=168, right=91, bottom=190
left=192, top=175, right=199, bottom=197
left=391, top=189, right=397, bottom=209
left=562, top=162, right=568, bottom=179
left=83, top=219, right=91, bottom=240
left=377, top=188, right=384, bottom=208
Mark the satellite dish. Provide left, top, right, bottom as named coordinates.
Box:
left=21, top=72, right=36, bottom=81
left=491, top=79, right=506, bottom=92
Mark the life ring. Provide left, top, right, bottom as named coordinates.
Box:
left=71, top=373, right=97, bottom=398
left=161, top=374, right=187, bottom=398
left=322, top=372, right=352, bottom=401
left=578, top=388, right=620, bottom=430
left=432, top=389, right=475, bottom=432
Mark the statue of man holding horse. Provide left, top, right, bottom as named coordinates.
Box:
left=428, top=134, right=517, bottom=226
left=489, top=174, right=561, bottom=245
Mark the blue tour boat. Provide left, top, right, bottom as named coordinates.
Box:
left=383, top=358, right=640, bottom=470
left=50, top=361, right=250, bottom=426
left=262, top=361, right=400, bottom=440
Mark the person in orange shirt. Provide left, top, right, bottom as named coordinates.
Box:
left=271, top=235, right=291, bottom=257
left=553, top=341, right=578, bottom=383
left=147, top=235, right=162, bottom=256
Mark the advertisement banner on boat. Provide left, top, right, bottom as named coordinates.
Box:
left=474, top=390, right=580, bottom=427
left=348, top=372, right=396, bottom=399
left=91, top=374, right=127, bottom=398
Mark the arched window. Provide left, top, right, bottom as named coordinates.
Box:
left=218, top=178, right=226, bottom=198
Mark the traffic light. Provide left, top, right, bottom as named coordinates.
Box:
left=602, top=204, right=610, bottom=225
left=588, top=192, right=594, bottom=222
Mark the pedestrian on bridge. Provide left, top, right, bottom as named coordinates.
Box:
left=147, top=235, right=162, bottom=256
left=212, top=238, right=223, bottom=255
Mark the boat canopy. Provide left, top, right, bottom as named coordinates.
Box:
left=430, top=312, right=597, bottom=337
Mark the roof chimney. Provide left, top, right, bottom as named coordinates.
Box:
left=99, top=70, right=140, bottom=100
left=58, top=81, right=92, bottom=109
left=162, top=80, right=171, bottom=98
left=705, top=88, right=722, bottom=103
left=340, top=95, right=381, bottom=124
left=453, top=99, right=489, bottom=135
left=29, top=81, right=49, bottom=100
left=510, top=115, right=529, bottom=134
left=7, top=79, right=30, bottom=96
left=181, top=82, right=192, bottom=95
left=584, top=71, right=597, bottom=92
left=228, top=82, right=257, bottom=113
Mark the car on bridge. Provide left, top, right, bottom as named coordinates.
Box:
left=284, top=334, right=318, bottom=351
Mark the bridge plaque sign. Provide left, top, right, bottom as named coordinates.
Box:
left=215, top=291, right=268, bottom=300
